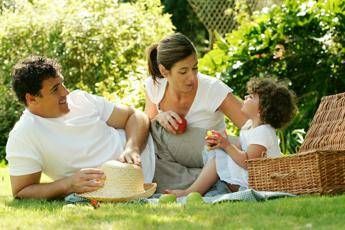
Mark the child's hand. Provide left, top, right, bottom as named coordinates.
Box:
left=205, top=130, right=229, bottom=150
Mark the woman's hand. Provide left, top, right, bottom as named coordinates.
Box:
left=205, top=130, right=230, bottom=150
left=154, top=111, right=182, bottom=134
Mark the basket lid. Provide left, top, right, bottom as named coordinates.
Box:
left=299, top=92, right=345, bottom=153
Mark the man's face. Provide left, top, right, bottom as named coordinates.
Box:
left=30, top=76, right=70, bottom=118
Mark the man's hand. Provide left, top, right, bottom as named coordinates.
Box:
left=118, top=148, right=141, bottom=165
left=67, top=168, right=106, bottom=194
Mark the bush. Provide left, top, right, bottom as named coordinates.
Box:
left=0, top=0, right=174, bottom=162
left=199, top=0, right=345, bottom=153
left=160, top=0, right=209, bottom=54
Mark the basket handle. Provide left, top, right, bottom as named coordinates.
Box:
left=270, top=171, right=297, bottom=180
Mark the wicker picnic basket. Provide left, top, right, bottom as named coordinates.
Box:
left=248, top=92, right=345, bottom=195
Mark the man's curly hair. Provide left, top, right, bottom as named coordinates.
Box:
left=246, top=77, right=297, bottom=129
left=12, top=56, right=61, bottom=105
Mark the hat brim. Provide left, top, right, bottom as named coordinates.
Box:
left=80, top=183, right=157, bottom=202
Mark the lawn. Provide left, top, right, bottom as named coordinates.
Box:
left=1, top=167, right=345, bottom=229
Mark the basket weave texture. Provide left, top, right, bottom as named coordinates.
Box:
left=248, top=92, right=345, bottom=194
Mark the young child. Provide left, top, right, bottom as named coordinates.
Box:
left=166, top=77, right=297, bottom=197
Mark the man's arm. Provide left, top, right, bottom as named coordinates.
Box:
left=106, top=104, right=150, bottom=165
left=11, top=169, right=105, bottom=199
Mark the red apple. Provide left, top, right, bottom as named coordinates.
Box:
left=175, top=117, right=187, bottom=134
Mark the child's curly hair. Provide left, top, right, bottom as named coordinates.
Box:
left=246, top=77, right=297, bottom=129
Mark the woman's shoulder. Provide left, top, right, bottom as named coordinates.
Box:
left=145, top=76, right=166, bottom=85
left=144, top=77, right=167, bottom=103
left=198, top=73, right=231, bottom=91
left=198, top=73, right=219, bottom=84
left=145, top=77, right=167, bottom=90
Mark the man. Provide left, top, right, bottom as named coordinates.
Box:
left=6, top=56, right=155, bottom=199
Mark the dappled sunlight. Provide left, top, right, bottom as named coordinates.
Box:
left=0, top=167, right=11, bottom=197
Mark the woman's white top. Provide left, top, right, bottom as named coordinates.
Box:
left=145, top=73, right=233, bottom=131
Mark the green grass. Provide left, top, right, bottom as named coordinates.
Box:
left=1, top=167, right=345, bottom=229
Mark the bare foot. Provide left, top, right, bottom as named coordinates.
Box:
left=164, top=189, right=188, bottom=197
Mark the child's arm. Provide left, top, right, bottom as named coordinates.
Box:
left=227, top=135, right=241, bottom=149
left=205, top=130, right=266, bottom=169
left=223, top=144, right=266, bottom=169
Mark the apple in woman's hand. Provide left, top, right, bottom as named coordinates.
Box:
left=175, top=117, right=187, bottom=134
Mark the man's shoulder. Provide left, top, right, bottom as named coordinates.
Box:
left=67, top=90, right=96, bottom=106
left=68, top=89, right=88, bottom=99
left=7, top=111, right=36, bottom=145
left=11, top=110, right=35, bottom=132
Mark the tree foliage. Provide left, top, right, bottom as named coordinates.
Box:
left=199, top=0, right=345, bottom=153
left=160, top=0, right=209, bottom=53
left=0, top=0, right=173, bottom=162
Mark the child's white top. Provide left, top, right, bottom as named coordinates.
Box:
left=145, top=73, right=233, bottom=131
left=209, top=119, right=281, bottom=188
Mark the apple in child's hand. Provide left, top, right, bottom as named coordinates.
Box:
left=159, top=194, right=177, bottom=204
left=206, top=130, right=221, bottom=147
left=175, top=117, right=187, bottom=134
left=207, top=130, right=221, bottom=138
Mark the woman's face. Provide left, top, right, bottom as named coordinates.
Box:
left=164, top=54, right=198, bottom=93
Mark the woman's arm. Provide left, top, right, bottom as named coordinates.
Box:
left=144, top=91, right=182, bottom=134
left=218, top=93, right=248, bottom=129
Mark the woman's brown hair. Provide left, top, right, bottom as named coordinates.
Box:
left=147, top=33, right=197, bottom=83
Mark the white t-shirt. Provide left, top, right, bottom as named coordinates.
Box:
left=211, top=120, right=281, bottom=188
left=6, top=90, right=155, bottom=183
left=145, top=73, right=233, bottom=131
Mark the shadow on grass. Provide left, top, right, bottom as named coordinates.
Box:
left=3, top=198, right=208, bottom=228
left=4, top=197, right=65, bottom=211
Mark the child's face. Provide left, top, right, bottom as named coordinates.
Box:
left=241, top=93, right=260, bottom=118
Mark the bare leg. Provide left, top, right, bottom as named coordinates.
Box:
left=165, top=158, right=219, bottom=197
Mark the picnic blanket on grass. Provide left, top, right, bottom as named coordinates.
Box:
left=65, top=189, right=295, bottom=205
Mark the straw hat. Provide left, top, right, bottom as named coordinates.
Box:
left=80, top=160, right=156, bottom=202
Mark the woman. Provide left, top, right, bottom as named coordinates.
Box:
left=145, top=33, right=247, bottom=193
